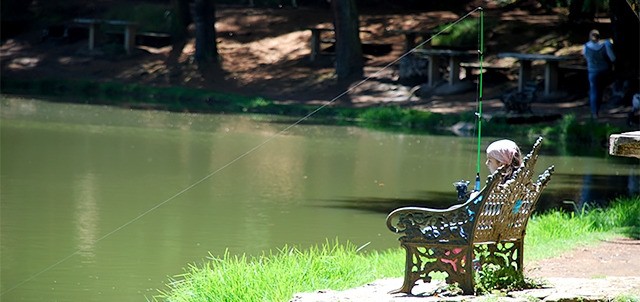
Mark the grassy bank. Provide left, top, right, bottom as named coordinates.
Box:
left=0, top=77, right=629, bottom=156
left=153, top=195, right=639, bottom=302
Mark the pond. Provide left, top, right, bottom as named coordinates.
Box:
left=1, top=97, right=637, bottom=301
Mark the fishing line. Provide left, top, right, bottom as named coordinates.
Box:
left=1, top=7, right=484, bottom=296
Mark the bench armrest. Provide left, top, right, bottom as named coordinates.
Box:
left=386, top=176, right=502, bottom=243
left=386, top=204, right=474, bottom=243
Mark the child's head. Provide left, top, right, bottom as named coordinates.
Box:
left=485, top=139, right=522, bottom=174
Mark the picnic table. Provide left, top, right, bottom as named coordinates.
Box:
left=414, top=48, right=477, bottom=87
left=73, top=18, right=138, bottom=54
left=497, top=52, right=575, bottom=97
left=306, top=27, right=373, bottom=62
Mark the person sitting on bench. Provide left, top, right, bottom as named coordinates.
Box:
left=465, top=139, right=523, bottom=201
left=485, top=139, right=523, bottom=181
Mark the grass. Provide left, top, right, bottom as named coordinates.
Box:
left=526, top=195, right=640, bottom=260
left=154, top=240, right=404, bottom=302
left=153, top=195, right=640, bottom=302
left=614, top=294, right=640, bottom=302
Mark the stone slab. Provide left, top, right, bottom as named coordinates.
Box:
left=609, top=131, right=640, bottom=158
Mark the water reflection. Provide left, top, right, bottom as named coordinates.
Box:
left=74, top=173, right=99, bottom=261
left=541, top=172, right=640, bottom=212
left=321, top=172, right=639, bottom=215
left=322, top=191, right=461, bottom=214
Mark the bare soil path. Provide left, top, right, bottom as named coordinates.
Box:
left=526, top=237, right=640, bottom=279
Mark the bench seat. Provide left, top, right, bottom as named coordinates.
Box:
left=386, top=137, right=554, bottom=294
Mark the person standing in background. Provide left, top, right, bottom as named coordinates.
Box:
left=582, top=29, right=616, bottom=119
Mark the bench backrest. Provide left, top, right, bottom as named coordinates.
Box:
left=471, top=137, right=554, bottom=244
left=385, top=137, right=553, bottom=245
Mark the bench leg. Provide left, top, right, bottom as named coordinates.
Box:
left=392, top=243, right=475, bottom=295
left=389, top=243, right=421, bottom=294
left=448, top=57, right=461, bottom=86
left=124, top=25, right=137, bottom=55
left=309, top=30, right=321, bottom=62
left=427, top=56, right=441, bottom=88
left=459, top=248, right=475, bottom=294
left=515, top=240, right=524, bottom=273
left=544, top=61, right=559, bottom=96
left=518, top=61, right=532, bottom=93
left=88, top=24, right=96, bottom=50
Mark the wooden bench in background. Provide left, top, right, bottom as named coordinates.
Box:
left=386, top=137, right=554, bottom=295
left=307, top=27, right=335, bottom=61
left=413, top=48, right=477, bottom=88
left=497, top=52, right=577, bottom=97
left=44, top=20, right=172, bottom=53
left=73, top=18, right=139, bottom=54
left=306, top=27, right=389, bottom=61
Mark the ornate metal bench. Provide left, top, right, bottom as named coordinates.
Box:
left=386, top=137, right=554, bottom=295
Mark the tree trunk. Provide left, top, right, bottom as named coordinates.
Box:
left=609, top=0, right=639, bottom=81
left=331, top=0, right=363, bottom=84
left=190, top=0, right=219, bottom=67
left=170, top=0, right=191, bottom=43
left=568, top=0, right=595, bottom=22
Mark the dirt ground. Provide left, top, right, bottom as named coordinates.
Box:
left=2, top=4, right=639, bottom=298
left=526, top=237, right=640, bottom=279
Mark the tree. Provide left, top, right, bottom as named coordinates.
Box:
left=171, top=0, right=219, bottom=68
left=190, top=0, right=219, bottom=67
left=568, top=0, right=596, bottom=22
left=170, top=0, right=191, bottom=43
left=331, top=0, right=363, bottom=84
left=609, top=0, right=639, bottom=82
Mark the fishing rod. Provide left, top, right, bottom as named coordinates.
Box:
left=454, top=8, right=485, bottom=199
left=475, top=7, right=485, bottom=192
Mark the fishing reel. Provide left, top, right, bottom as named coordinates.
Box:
left=453, top=174, right=481, bottom=202
left=453, top=180, right=470, bottom=202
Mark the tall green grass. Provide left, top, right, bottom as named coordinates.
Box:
left=526, top=195, right=640, bottom=260
left=154, top=240, right=403, bottom=302
left=154, top=196, right=639, bottom=301
left=533, top=114, right=623, bottom=156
